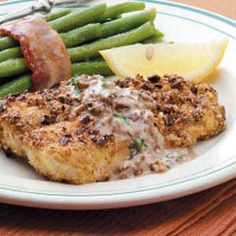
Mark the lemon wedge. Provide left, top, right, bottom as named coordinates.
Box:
left=100, top=39, right=228, bottom=82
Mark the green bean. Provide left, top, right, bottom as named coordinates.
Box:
left=55, top=3, right=90, bottom=9
left=0, top=3, right=149, bottom=50
left=101, top=9, right=156, bottom=38
left=0, top=9, right=157, bottom=61
left=142, top=29, right=164, bottom=43
left=61, top=23, right=102, bottom=48
left=101, top=2, right=145, bottom=21
left=0, top=60, right=112, bottom=97
left=50, top=4, right=107, bottom=33
left=0, top=37, right=19, bottom=51
left=72, top=61, right=112, bottom=76
left=0, top=23, right=103, bottom=60
left=154, top=29, right=164, bottom=38
left=0, top=58, right=114, bottom=80
left=68, top=22, right=156, bottom=62
left=0, top=9, right=73, bottom=50
left=0, top=74, right=31, bottom=98
left=0, top=47, right=22, bottom=62
left=44, top=9, right=72, bottom=22
left=0, top=58, right=29, bottom=78
left=0, top=9, right=157, bottom=60
left=0, top=23, right=156, bottom=78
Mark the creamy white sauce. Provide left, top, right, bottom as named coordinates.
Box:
left=70, top=75, right=193, bottom=180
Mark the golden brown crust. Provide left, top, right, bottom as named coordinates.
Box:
left=0, top=74, right=226, bottom=184
left=117, top=74, right=226, bottom=147
left=0, top=119, right=130, bottom=184
left=0, top=84, right=131, bottom=184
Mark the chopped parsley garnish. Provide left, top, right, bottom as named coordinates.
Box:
left=70, top=76, right=79, bottom=86
left=102, top=82, right=109, bottom=89
left=72, top=87, right=80, bottom=96
left=113, top=112, right=131, bottom=125
left=70, top=77, right=80, bottom=96
left=130, top=137, right=147, bottom=157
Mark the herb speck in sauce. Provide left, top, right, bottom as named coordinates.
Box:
left=66, top=75, right=193, bottom=180
left=113, top=112, right=131, bottom=125
left=102, top=82, right=109, bottom=89
left=70, top=77, right=80, bottom=96
left=130, top=136, right=147, bottom=157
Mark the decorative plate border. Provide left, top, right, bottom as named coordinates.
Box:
left=0, top=0, right=235, bottom=202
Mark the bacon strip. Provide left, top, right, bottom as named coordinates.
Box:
left=0, top=15, right=72, bottom=90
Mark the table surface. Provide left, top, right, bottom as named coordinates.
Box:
left=0, top=0, right=236, bottom=235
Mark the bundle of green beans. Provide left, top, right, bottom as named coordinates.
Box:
left=0, top=2, right=164, bottom=98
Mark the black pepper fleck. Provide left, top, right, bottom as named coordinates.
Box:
left=165, top=114, right=175, bottom=126
left=141, top=82, right=152, bottom=90
left=3, top=148, right=16, bottom=158
left=10, top=115, right=20, bottom=124
left=59, top=134, right=72, bottom=145
left=191, top=87, right=198, bottom=95
left=147, top=75, right=161, bottom=83
left=77, top=126, right=88, bottom=134
left=170, top=78, right=183, bottom=90
left=0, top=103, right=6, bottom=112
left=41, top=115, right=56, bottom=125
left=80, top=115, right=91, bottom=125
left=91, top=135, right=109, bottom=146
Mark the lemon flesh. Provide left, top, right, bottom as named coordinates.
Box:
left=100, top=39, right=228, bottom=82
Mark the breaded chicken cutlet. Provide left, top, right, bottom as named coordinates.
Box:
left=0, top=74, right=226, bottom=184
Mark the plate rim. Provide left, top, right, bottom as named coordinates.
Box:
left=0, top=0, right=235, bottom=209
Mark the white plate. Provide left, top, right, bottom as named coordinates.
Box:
left=0, top=0, right=236, bottom=210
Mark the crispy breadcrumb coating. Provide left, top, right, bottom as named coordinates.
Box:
left=0, top=74, right=226, bottom=184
